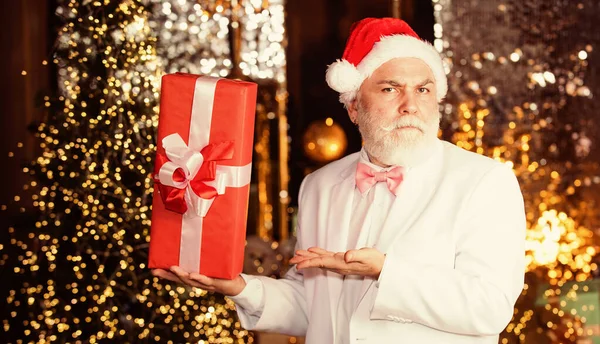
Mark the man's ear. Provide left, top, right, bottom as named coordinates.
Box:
left=347, top=98, right=359, bottom=124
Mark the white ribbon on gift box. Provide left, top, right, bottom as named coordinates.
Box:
left=157, top=76, right=252, bottom=273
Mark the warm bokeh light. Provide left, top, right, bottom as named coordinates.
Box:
left=302, top=119, right=348, bottom=163
left=436, top=0, right=600, bottom=342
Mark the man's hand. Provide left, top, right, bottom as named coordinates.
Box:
left=151, top=267, right=246, bottom=296
left=289, top=247, right=385, bottom=279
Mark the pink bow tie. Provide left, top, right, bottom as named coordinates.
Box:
left=355, top=162, right=404, bottom=195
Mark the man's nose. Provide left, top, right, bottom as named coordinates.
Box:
left=397, top=92, right=418, bottom=115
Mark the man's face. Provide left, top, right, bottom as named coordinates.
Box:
left=348, top=57, right=440, bottom=165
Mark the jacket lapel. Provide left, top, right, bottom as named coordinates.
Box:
left=325, top=157, right=358, bottom=338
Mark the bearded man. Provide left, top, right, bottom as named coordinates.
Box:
left=153, top=17, right=526, bottom=344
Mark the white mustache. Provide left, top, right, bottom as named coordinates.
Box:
left=380, top=116, right=426, bottom=132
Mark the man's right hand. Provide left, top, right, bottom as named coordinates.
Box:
left=151, top=266, right=247, bottom=296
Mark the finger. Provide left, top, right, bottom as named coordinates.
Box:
left=289, top=255, right=317, bottom=265
left=297, top=255, right=345, bottom=270
left=345, top=248, right=376, bottom=263
left=152, top=269, right=183, bottom=283
left=151, top=268, right=167, bottom=277
left=170, top=266, right=189, bottom=277
left=170, top=266, right=206, bottom=289
left=152, top=269, right=180, bottom=281
left=189, top=272, right=214, bottom=287
left=289, top=255, right=304, bottom=264
left=290, top=252, right=319, bottom=264
left=295, top=250, right=320, bottom=258
left=344, top=249, right=358, bottom=263
left=307, top=247, right=335, bottom=256
left=334, top=252, right=345, bottom=260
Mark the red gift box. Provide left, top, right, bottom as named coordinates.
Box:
left=148, top=73, right=257, bottom=279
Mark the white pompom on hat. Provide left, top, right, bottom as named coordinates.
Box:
left=326, top=17, right=447, bottom=104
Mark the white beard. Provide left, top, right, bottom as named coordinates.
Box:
left=367, top=134, right=438, bottom=167
left=356, top=102, right=440, bottom=167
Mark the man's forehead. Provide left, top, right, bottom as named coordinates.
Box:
left=372, top=58, right=435, bottom=79
left=376, top=77, right=434, bottom=85
left=382, top=57, right=432, bottom=68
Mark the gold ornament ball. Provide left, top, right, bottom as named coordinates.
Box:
left=303, top=118, right=348, bottom=163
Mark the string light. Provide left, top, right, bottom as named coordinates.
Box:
left=147, top=0, right=285, bottom=81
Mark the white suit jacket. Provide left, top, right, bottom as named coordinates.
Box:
left=236, top=140, right=526, bottom=344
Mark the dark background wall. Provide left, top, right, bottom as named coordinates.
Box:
left=0, top=0, right=53, bottom=227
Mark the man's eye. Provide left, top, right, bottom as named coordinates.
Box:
left=382, top=87, right=395, bottom=93
left=418, top=87, right=430, bottom=93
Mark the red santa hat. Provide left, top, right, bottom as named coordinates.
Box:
left=326, top=17, right=447, bottom=104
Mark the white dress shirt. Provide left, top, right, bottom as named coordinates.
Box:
left=335, top=148, right=397, bottom=344
left=230, top=148, right=399, bottom=344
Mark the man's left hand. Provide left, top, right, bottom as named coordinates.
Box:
left=289, top=247, right=385, bottom=279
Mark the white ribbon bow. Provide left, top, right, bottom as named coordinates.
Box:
left=157, top=133, right=251, bottom=218
left=158, top=134, right=205, bottom=189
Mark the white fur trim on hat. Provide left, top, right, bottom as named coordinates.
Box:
left=328, top=35, right=448, bottom=104
left=326, top=59, right=363, bottom=94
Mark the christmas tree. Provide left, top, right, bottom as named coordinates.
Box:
left=1, top=1, right=251, bottom=342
